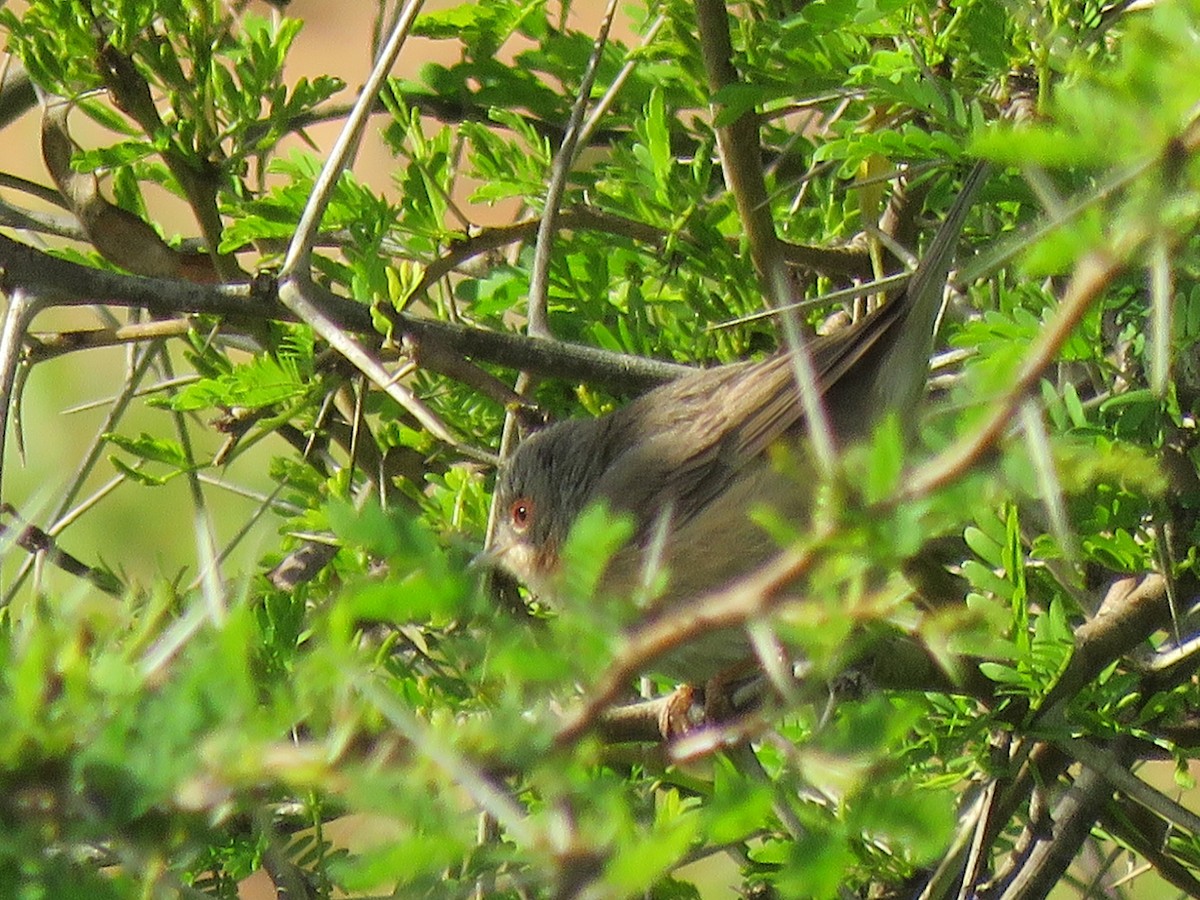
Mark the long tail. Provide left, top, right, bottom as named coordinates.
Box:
left=837, top=160, right=991, bottom=436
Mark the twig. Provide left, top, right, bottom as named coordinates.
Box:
left=0, top=288, right=42, bottom=502
left=556, top=530, right=828, bottom=745
left=914, top=781, right=989, bottom=900
left=269, top=2, right=490, bottom=459
left=904, top=245, right=1133, bottom=499
left=94, top=41, right=240, bottom=280
left=279, top=277, right=492, bottom=463
left=25, top=319, right=195, bottom=362
left=262, top=842, right=320, bottom=900
left=1, top=339, right=160, bottom=606
left=0, top=504, right=121, bottom=595
left=157, top=341, right=225, bottom=616
left=1018, top=399, right=1078, bottom=574
left=399, top=333, right=527, bottom=410
left=997, top=765, right=1110, bottom=900
left=1098, top=804, right=1200, bottom=896
left=362, top=681, right=534, bottom=845
left=693, top=0, right=837, bottom=474
left=0, top=233, right=687, bottom=391
left=707, top=271, right=913, bottom=331
left=1058, top=738, right=1200, bottom=837
left=1033, top=574, right=1177, bottom=727
left=527, top=0, right=622, bottom=338
left=0, top=196, right=85, bottom=240
left=0, top=171, right=72, bottom=210
left=281, top=0, right=424, bottom=276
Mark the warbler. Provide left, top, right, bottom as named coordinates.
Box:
left=488, top=163, right=986, bottom=680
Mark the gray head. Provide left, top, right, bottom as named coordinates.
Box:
left=489, top=416, right=618, bottom=598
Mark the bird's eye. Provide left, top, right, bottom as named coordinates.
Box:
left=509, top=498, right=533, bottom=532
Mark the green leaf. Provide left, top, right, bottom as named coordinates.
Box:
left=104, top=432, right=188, bottom=467
left=964, top=525, right=1004, bottom=569
left=559, top=501, right=635, bottom=600
left=863, top=413, right=904, bottom=503
left=979, top=661, right=1026, bottom=685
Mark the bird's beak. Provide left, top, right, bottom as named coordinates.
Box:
left=469, top=544, right=502, bottom=573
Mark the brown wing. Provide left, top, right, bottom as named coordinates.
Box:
left=592, top=161, right=988, bottom=537
left=590, top=299, right=907, bottom=534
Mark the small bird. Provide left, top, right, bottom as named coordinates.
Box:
left=488, top=163, right=987, bottom=682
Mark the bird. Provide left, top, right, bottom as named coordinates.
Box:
left=487, top=163, right=987, bottom=683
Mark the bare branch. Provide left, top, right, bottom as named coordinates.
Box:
left=527, top=0, right=622, bottom=339
left=0, top=233, right=689, bottom=391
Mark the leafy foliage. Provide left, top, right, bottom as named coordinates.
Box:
left=0, top=1, right=1199, bottom=898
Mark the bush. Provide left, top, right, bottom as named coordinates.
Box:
left=1, top=1, right=1199, bottom=897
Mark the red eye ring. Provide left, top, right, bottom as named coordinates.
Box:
left=509, top=498, right=533, bottom=531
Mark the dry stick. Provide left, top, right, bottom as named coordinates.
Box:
left=51, top=475, right=125, bottom=535
left=0, top=58, right=35, bottom=130
left=408, top=207, right=872, bottom=303
left=25, top=319, right=194, bottom=362
left=0, top=171, right=69, bottom=213
left=693, top=0, right=787, bottom=303
left=7, top=309, right=34, bottom=460
left=693, top=0, right=837, bottom=476
left=1077, top=844, right=1130, bottom=900
left=526, top=0, right=621, bottom=338
left=269, top=1, right=487, bottom=462
left=903, top=245, right=1134, bottom=500
left=1144, top=626, right=1200, bottom=684
left=556, top=530, right=828, bottom=745
left=1, top=340, right=160, bottom=606
left=997, top=765, right=1111, bottom=900
left=1149, top=236, right=1172, bottom=396
left=0, top=233, right=687, bottom=391
left=1058, top=737, right=1200, bottom=836
left=0, top=288, right=42, bottom=502
left=400, top=333, right=526, bottom=411
left=282, top=277, right=492, bottom=462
